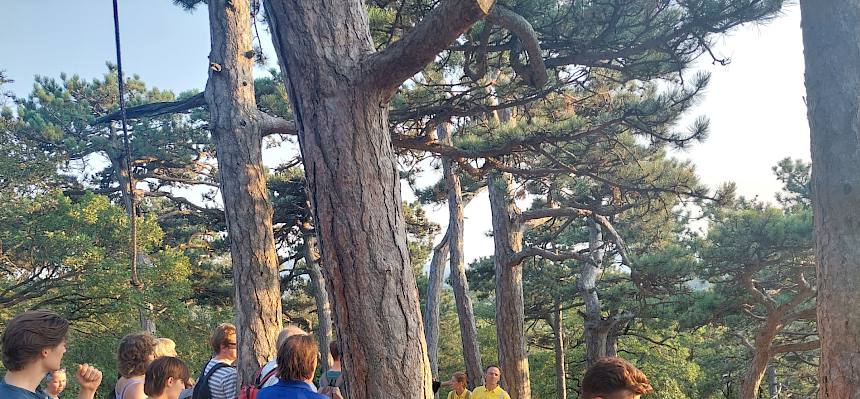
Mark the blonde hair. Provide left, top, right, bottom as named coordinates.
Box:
left=154, top=338, right=177, bottom=358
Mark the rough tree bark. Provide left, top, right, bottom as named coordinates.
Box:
left=551, top=296, right=567, bottom=399
left=424, top=229, right=449, bottom=379
left=800, top=2, right=860, bottom=398
left=261, top=1, right=495, bottom=397
left=206, top=0, right=283, bottom=384
left=580, top=219, right=612, bottom=367
left=766, top=364, right=779, bottom=399
left=304, top=225, right=333, bottom=370
left=106, top=127, right=155, bottom=334
left=488, top=170, right=532, bottom=399
left=440, top=123, right=485, bottom=389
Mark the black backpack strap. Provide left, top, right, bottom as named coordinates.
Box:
left=192, top=361, right=233, bottom=399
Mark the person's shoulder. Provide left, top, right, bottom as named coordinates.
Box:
left=0, top=382, right=47, bottom=399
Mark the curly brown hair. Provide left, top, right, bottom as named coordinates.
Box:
left=117, top=332, right=158, bottom=377
left=581, top=357, right=653, bottom=399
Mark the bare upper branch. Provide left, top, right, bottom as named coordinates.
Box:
left=362, top=0, right=496, bottom=97
left=486, top=5, right=547, bottom=88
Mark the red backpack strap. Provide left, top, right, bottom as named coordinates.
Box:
left=257, top=367, right=279, bottom=388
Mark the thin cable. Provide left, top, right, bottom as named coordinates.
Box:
left=112, top=0, right=141, bottom=289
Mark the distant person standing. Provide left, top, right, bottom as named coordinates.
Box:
left=0, top=310, right=103, bottom=399
left=43, top=369, right=67, bottom=399
left=581, top=357, right=653, bottom=399
left=191, top=324, right=238, bottom=399
left=259, top=326, right=308, bottom=389
left=114, top=332, right=158, bottom=399
left=257, top=335, right=326, bottom=399
left=447, top=372, right=470, bottom=399
left=470, top=366, right=510, bottom=399
left=318, top=341, right=346, bottom=399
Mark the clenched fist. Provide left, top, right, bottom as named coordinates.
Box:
left=75, top=363, right=103, bottom=395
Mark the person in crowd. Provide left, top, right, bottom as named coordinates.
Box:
left=259, top=326, right=308, bottom=389
left=155, top=338, right=178, bottom=358
left=581, top=357, right=653, bottom=399
left=471, top=365, right=510, bottom=399
left=144, top=357, right=190, bottom=399
left=114, top=332, right=158, bottom=399
left=257, top=334, right=326, bottom=399
left=42, top=369, right=67, bottom=399
left=193, top=323, right=238, bottom=399
left=0, top=310, right=103, bottom=399
left=318, top=340, right=346, bottom=398
left=447, top=371, right=470, bottom=399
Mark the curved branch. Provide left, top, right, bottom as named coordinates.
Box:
left=363, top=0, right=495, bottom=97
left=487, top=5, right=547, bottom=88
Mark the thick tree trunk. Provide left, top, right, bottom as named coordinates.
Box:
left=580, top=219, right=610, bottom=367
left=424, top=230, right=449, bottom=378
left=739, top=321, right=780, bottom=399
left=263, top=1, right=434, bottom=397
left=304, top=227, right=333, bottom=370
left=488, top=171, right=532, bottom=399
left=766, top=364, right=779, bottom=399
left=800, top=3, right=860, bottom=398
left=552, top=297, right=566, bottom=399
left=206, top=0, right=283, bottom=385
left=440, top=123, right=484, bottom=389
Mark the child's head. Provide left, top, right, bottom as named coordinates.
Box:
left=1, top=310, right=69, bottom=371
left=452, top=371, right=468, bottom=393
left=144, top=357, right=190, bottom=399
left=581, top=357, right=653, bottom=399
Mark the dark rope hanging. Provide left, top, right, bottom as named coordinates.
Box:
left=111, top=0, right=142, bottom=289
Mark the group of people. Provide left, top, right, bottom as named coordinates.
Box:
left=1, top=310, right=654, bottom=399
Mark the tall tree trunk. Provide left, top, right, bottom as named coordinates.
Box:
left=766, top=364, right=779, bottom=399
left=488, top=171, right=532, bottom=399
left=551, top=296, right=567, bottom=399
left=580, top=219, right=610, bottom=367
left=206, top=0, right=283, bottom=385
left=107, top=141, right=154, bottom=334
left=800, top=2, right=860, bottom=398
left=304, top=226, right=333, bottom=370
left=439, top=123, right=485, bottom=389
left=263, top=1, right=434, bottom=397
left=424, top=229, right=449, bottom=379
left=739, top=321, right=780, bottom=399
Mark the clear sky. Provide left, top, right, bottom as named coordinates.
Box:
left=2, top=2, right=810, bottom=263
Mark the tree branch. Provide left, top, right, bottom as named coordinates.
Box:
left=486, top=5, right=547, bottom=88
left=771, top=340, right=820, bottom=354
left=362, top=0, right=495, bottom=97
left=514, top=246, right=590, bottom=264
left=94, top=92, right=206, bottom=123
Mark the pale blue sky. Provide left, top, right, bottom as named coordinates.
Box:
left=2, top=2, right=811, bottom=262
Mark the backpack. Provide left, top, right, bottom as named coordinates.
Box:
left=318, top=371, right=345, bottom=399
left=191, top=361, right=233, bottom=399
left=237, top=365, right=279, bottom=399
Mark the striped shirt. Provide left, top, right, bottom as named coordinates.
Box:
left=203, top=359, right=238, bottom=399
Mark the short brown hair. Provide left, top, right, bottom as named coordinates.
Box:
left=453, top=371, right=468, bottom=384
left=210, top=323, right=236, bottom=354
left=277, top=334, right=318, bottom=381
left=117, top=332, right=158, bottom=377
left=144, top=356, right=189, bottom=396
left=1, top=311, right=69, bottom=371
left=581, top=357, right=653, bottom=399
left=329, top=340, right=341, bottom=361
